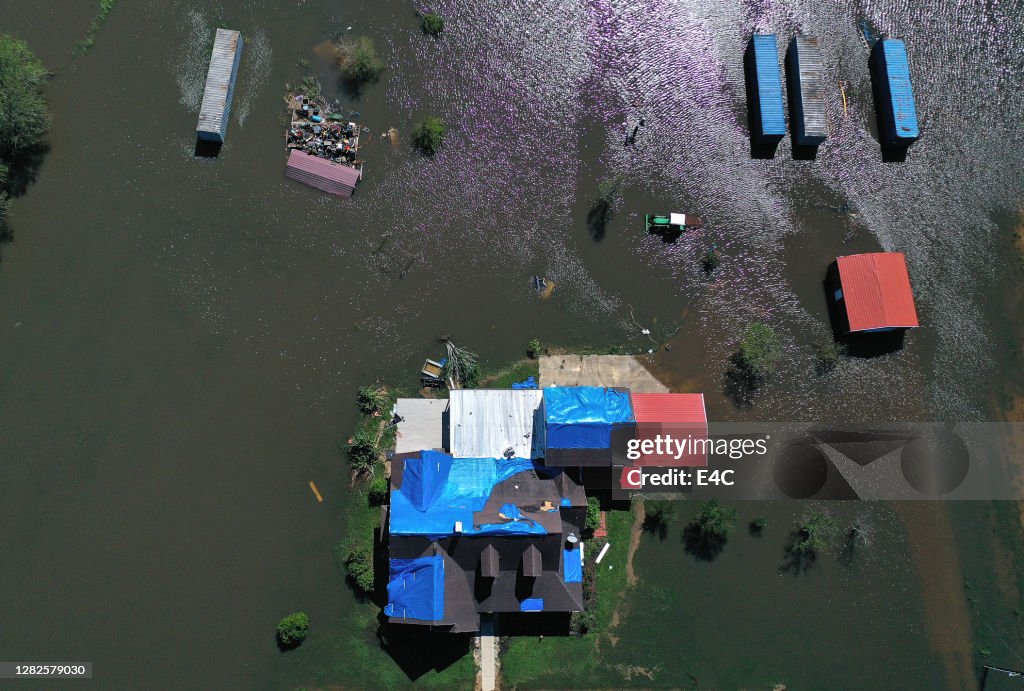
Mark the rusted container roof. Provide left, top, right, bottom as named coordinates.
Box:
left=285, top=150, right=361, bottom=197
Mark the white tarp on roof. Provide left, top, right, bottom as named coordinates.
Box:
left=669, top=213, right=686, bottom=226
left=448, top=389, right=544, bottom=459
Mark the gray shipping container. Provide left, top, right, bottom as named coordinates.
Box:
left=197, top=29, right=243, bottom=143
left=786, top=35, right=827, bottom=146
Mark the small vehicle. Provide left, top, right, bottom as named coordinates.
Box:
left=645, top=212, right=703, bottom=234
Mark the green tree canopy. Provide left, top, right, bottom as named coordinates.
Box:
left=276, top=612, right=309, bottom=649
left=421, top=12, right=445, bottom=36
left=737, top=323, right=781, bottom=380
left=0, top=35, right=51, bottom=159
left=412, top=117, right=446, bottom=155
left=335, top=36, right=385, bottom=84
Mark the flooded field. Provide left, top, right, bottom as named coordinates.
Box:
left=1, top=0, right=1023, bottom=688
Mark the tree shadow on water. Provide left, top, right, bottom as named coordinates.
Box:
left=586, top=197, right=611, bottom=242
left=5, top=144, right=49, bottom=198
left=682, top=523, right=727, bottom=562
left=723, top=353, right=761, bottom=408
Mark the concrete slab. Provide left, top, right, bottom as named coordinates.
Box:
left=394, top=398, right=446, bottom=454
left=539, top=355, right=669, bottom=392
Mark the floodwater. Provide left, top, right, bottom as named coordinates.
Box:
left=1, top=0, right=1023, bottom=688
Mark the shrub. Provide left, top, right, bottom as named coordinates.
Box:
left=412, top=116, right=446, bottom=155
left=421, top=12, right=444, bottom=36
left=570, top=609, right=596, bottom=636
left=750, top=516, right=768, bottom=535
left=691, top=499, right=737, bottom=541
left=276, top=612, right=309, bottom=649
left=357, top=385, right=391, bottom=416
left=701, top=248, right=721, bottom=273
left=368, top=474, right=388, bottom=506
left=814, top=337, right=847, bottom=375
left=737, top=323, right=780, bottom=381
left=791, top=511, right=837, bottom=556
left=0, top=35, right=51, bottom=159
left=527, top=338, right=542, bottom=359
left=338, top=540, right=375, bottom=595
left=335, top=36, right=385, bottom=84
left=585, top=496, right=601, bottom=533
left=347, top=427, right=380, bottom=474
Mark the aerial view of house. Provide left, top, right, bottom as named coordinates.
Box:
left=1, top=2, right=1023, bottom=690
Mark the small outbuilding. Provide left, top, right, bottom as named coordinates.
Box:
left=828, top=252, right=919, bottom=334
left=629, top=393, right=708, bottom=467
left=285, top=150, right=361, bottom=197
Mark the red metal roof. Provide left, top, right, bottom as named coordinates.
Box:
left=836, top=252, right=919, bottom=332
left=630, top=393, right=707, bottom=425
left=285, top=150, right=360, bottom=197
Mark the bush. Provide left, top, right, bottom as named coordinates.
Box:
left=335, top=36, right=384, bottom=84
left=0, top=35, right=51, bottom=159
left=791, top=511, right=837, bottom=556
left=701, top=248, right=721, bottom=273
left=338, top=540, right=375, bottom=595
left=347, top=426, right=380, bottom=474
left=527, top=338, right=542, bottom=359
left=421, top=12, right=444, bottom=36
left=570, top=609, right=596, bottom=636
left=412, top=116, right=445, bottom=155
left=368, top=474, right=388, bottom=506
left=814, top=337, right=847, bottom=375
left=276, top=612, right=309, bottom=649
left=684, top=499, right=737, bottom=560
left=585, top=496, right=601, bottom=533
left=750, top=516, right=768, bottom=535
left=357, top=385, right=391, bottom=416
left=737, top=323, right=780, bottom=380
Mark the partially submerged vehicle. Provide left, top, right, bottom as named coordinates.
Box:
left=645, top=212, right=703, bottom=234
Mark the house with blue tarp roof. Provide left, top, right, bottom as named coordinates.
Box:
left=384, top=446, right=588, bottom=632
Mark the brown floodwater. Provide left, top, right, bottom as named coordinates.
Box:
left=1, top=0, right=1023, bottom=688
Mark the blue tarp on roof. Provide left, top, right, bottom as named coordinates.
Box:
left=384, top=555, right=445, bottom=621
left=872, top=39, right=919, bottom=144
left=563, top=548, right=583, bottom=583
left=750, top=35, right=786, bottom=138
left=391, top=451, right=548, bottom=537
left=520, top=598, right=544, bottom=612
left=544, top=387, right=634, bottom=449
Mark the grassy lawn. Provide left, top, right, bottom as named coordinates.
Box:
left=500, top=504, right=637, bottom=689
left=479, top=358, right=539, bottom=388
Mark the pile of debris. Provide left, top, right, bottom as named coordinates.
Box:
left=286, top=93, right=362, bottom=166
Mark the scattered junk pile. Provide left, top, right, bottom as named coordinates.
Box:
left=283, top=91, right=366, bottom=198
left=420, top=340, right=479, bottom=389
left=287, top=93, right=362, bottom=166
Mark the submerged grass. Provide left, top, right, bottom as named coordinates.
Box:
left=73, top=0, right=118, bottom=58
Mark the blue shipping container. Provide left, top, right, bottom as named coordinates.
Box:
left=745, top=35, right=786, bottom=140
left=871, top=39, right=919, bottom=145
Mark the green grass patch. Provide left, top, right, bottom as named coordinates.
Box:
left=500, top=504, right=637, bottom=688
left=478, top=359, right=539, bottom=389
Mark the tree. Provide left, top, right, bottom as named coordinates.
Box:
left=643, top=500, right=675, bottom=539
left=0, top=162, right=9, bottom=221
left=585, top=496, right=601, bottom=533
left=701, top=247, right=721, bottom=273
left=421, top=12, right=445, bottom=36
left=737, top=323, right=781, bottom=380
left=276, top=612, right=309, bottom=650
left=412, top=117, right=446, bottom=155
left=335, top=36, right=384, bottom=84
left=749, top=516, right=768, bottom=535
left=0, top=36, right=51, bottom=160
left=791, top=510, right=837, bottom=557
left=684, top=499, right=737, bottom=560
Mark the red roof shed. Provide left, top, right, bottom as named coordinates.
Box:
left=285, top=150, right=361, bottom=197
left=629, top=393, right=708, bottom=467
left=836, top=252, right=919, bottom=332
